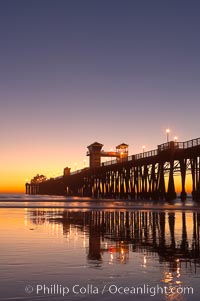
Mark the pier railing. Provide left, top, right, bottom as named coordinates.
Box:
left=177, top=137, right=200, bottom=149
left=101, top=149, right=158, bottom=167
left=101, top=137, right=200, bottom=168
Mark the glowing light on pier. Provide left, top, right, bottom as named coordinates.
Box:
left=166, top=129, right=170, bottom=142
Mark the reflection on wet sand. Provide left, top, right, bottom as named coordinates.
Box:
left=29, top=210, right=200, bottom=272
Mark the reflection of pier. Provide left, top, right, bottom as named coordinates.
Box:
left=26, top=137, right=200, bottom=200
left=29, top=210, right=200, bottom=270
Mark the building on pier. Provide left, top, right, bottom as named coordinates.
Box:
left=87, top=142, right=129, bottom=168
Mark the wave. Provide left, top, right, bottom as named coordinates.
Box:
left=0, top=194, right=199, bottom=211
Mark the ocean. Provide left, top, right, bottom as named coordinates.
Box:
left=0, top=194, right=200, bottom=300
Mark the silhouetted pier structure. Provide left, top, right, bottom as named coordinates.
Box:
left=26, top=137, right=200, bottom=200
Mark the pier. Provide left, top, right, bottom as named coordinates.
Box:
left=26, top=137, right=200, bottom=200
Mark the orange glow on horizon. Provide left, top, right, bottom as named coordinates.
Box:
left=0, top=173, right=194, bottom=195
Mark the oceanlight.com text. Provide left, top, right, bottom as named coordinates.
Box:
left=25, top=283, right=194, bottom=297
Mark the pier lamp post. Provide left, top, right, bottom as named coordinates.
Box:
left=166, top=129, right=170, bottom=143
left=74, top=162, right=77, bottom=171
left=142, top=145, right=145, bottom=153
left=174, top=136, right=178, bottom=142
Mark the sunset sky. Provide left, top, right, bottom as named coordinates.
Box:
left=1, top=0, right=200, bottom=193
